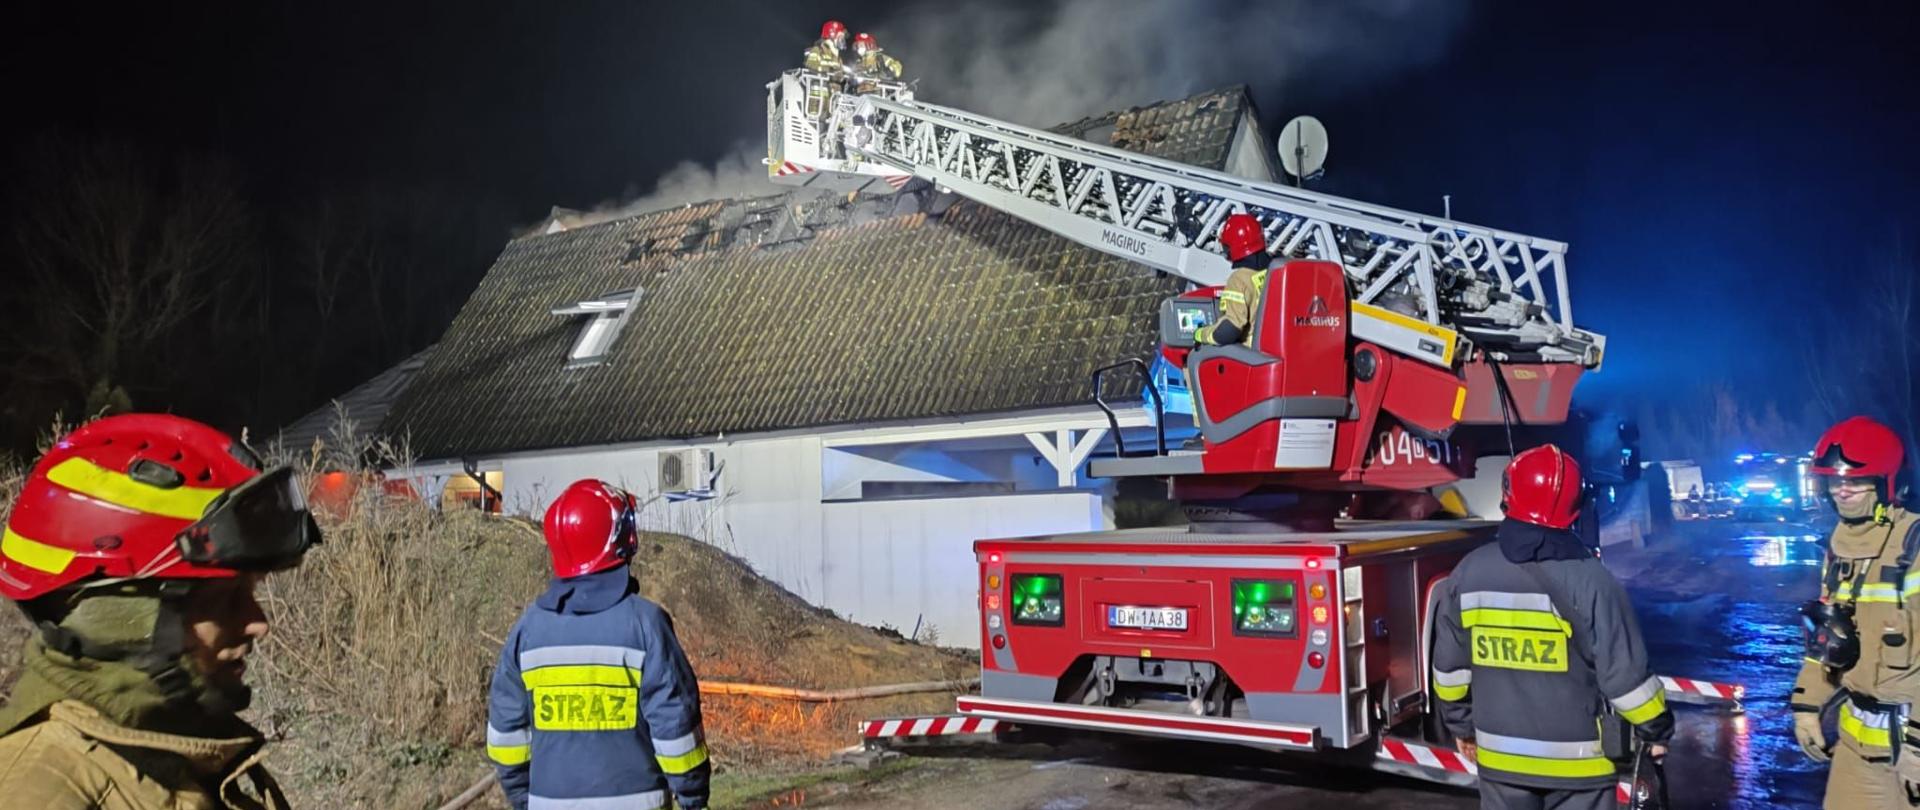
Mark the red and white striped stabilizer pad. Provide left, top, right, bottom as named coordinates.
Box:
left=1377, top=737, right=1478, bottom=776
left=773, top=161, right=816, bottom=177
left=1659, top=675, right=1743, bottom=702
left=862, top=715, right=1000, bottom=740
left=883, top=174, right=910, bottom=189
left=1376, top=738, right=1633, bottom=803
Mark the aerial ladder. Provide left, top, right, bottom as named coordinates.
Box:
left=771, top=70, right=1607, bottom=509
left=767, top=70, right=1722, bottom=805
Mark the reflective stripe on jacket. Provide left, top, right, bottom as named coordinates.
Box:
left=1194, top=267, right=1266, bottom=346
left=489, top=569, right=711, bottom=810
left=1430, top=543, right=1670, bottom=790
left=1792, top=508, right=1920, bottom=760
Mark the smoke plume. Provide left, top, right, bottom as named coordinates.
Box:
left=554, top=0, right=1473, bottom=231
left=881, top=0, right=1473, bottom=126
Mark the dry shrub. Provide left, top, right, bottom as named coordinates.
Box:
left=0, top=418, right=977, bottom=806
left=0, top=454, right=33, bottom=694
left=249, top=488, right=550, bottom=807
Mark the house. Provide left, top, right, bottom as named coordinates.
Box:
left=293, top=86, right=1280, bottom=646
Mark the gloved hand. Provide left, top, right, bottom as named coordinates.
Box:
left=1794, top=711, right=1829, bottom=763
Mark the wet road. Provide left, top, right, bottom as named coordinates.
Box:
left=1612, top=518, right=1827, bottom=808
left=801, top=519, right=1826, bottom=809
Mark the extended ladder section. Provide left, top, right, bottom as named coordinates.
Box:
left=845, top=95, right=1604, bottom=368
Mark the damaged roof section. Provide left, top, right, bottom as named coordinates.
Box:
left=385, top=86, right=1262, bottom=459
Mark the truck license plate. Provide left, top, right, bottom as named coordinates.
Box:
left=1108, top=605, right=1188, bottom=631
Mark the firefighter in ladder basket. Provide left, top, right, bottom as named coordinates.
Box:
left=1793, top=416, right=1920, bottom=808
left=849, top=32, right=902, bottom=93
left=1432, top=445, right=1673, bottom=809
left=802, top=20, right=848, bottom=119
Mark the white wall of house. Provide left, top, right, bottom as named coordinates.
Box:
left=450, top=408, right=1151, bottom=649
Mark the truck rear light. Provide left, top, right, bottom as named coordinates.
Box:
left=1231, top=579, right=1297, bottom=637
left=988, top=552, right=1002, bottom=563
left=1311, top=606, right=1329, bottom=624
left=1305, top=557, right=1322, bottom=570
left=1009, top=573, right=1065, bottom=626
left=1308, top=583, right=1326, bottom=600
left=1307, top=651, right=1325, bottom=669
left=986, top=594, right=1001, bottom=611
left=987, top=574, right=1001, bottom=589
left=991, top=634, right=1007, bottom=649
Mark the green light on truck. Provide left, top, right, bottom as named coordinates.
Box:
left=1231, top=579, right=1297, bottom=637
left=1009, top=573, right=1064, bottom=626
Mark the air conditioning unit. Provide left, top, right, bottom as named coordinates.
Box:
left=659, top=448, right=716, bottom=494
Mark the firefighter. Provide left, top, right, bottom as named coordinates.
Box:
left=850, top=32, right=903, bottom=92
left=803, top=20, right=848, bottom=120
left=0, top=414, right=319, bottom=808
left=1193, top=213, right=1269, bottom=347
left=804, top=19, right=847, bottom=74
left=488, top=479, right=710, bottom=810
left=1791, top=416, right=1920, bottom=809
left=1432, top=444, right=1673, bottom=810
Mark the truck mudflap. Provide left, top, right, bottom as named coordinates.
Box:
left=954, top=695, right=1318, bottom=749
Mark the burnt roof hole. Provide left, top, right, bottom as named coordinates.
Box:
left=677, top=221, right=710, bottom=253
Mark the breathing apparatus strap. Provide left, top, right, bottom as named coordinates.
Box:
left=34, top=580, right=201, bottom=705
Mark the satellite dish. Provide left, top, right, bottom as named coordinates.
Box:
left=1277, top=115, right=1328, bottom=183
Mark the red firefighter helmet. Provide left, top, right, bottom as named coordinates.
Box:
left=542, top=479, right=640, bottom=578
left=1, top=414, right=319, bottom=602
left=853, top=32, right=878, bottom=55
left=1812, top=416, right=1906, bottom=504
left=1504, top=444, right=1584, bottom=530
left=821, top=20, right=847, bottom=44
left=1218, top=213, right=1265, bottom=262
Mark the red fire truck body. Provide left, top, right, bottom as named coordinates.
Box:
left=965, top=523, right=1489, bottom=751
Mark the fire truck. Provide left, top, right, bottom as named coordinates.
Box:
left=766, top=68, right=1739, bottom=800
left=1730, top=452, right=1819, bottom=522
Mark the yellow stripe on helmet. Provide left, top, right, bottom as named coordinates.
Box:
left=2, top=527, right=77, bottom=575
left=43, top=457, right=225, bottom=521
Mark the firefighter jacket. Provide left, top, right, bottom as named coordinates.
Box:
left=1194, top=266, right=1265, bottom=346
left=804, top=40, right=843, bottom=75
left=489, top=567, right=711, bottom=810
left=0, top=640, right=287, bottom=810
left=1793, top=506, right=1920, bottom=759
left=1431, top=524, right=1673, bottom=791
left=853, top=51, right=903, bottom=91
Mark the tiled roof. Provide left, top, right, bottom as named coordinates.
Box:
left=385, top=87, right=1257, bottom=459
left=277, top=345, right=436, bottom=455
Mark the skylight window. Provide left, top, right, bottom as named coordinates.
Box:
left=551, top=288, right=639, bottom=368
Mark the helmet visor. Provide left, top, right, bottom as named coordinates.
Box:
left=176, top=466, right=321, bottom=571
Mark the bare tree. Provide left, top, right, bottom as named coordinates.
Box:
left=4, top=136, right=251, bottom=410
left=1802, top=235, right=1919, bottom=447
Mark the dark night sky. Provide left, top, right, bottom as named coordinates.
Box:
left=6, top=0, right=1917, bottom=414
